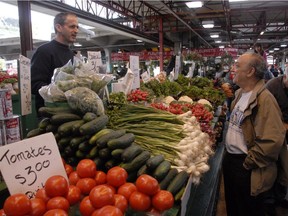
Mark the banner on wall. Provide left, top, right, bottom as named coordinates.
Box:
left=111, top=48, right=238, bottom=61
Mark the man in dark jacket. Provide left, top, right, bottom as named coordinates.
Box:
left=31, top=12, right=78, bottom=115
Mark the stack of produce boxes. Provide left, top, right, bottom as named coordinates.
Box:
left=0, top=89, right=22, bottom=182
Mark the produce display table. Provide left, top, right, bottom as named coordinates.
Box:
left=181, top=142, right=225, bottom=216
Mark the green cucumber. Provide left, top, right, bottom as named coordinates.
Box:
left=159, top=168, right=178, bottom=190
left=38, top=106, right=74, bottom=117
left=80, top=115, right=109, bottom=135
left=146, top=155, right=165, bottom=170
left=26, top=128, right=42, bottom=138
left=38, top=118, right=50, bottom=130
left=45, top=124, right=58, bottom=133
left=120, top=151, right=151, bottom=173
left=107, top=133, right=135, bottom=150
left=87, top=146, right=98, bottom=159
left=78, top=141, right=92, bottom=152
left=167, top=171, right=189, bottom=196
left=70, top=136, right=87, bottom=150
left=137, top=164, right=149, bottom=177
left=96, top=129, right=126, bottom=149
left=89, top=129, right=114, bottom=145
left=98, top=148, right=111, bottom=160
left=82, top=112, right=97, bottom=122
left=153, top=160, right=171, bottom=181
left=71, top=120, right=85, bottom=134
left=51, top=113, right=82, bottom=125
left=111, top=149, right=125, bottom=160
left=58, top=120, right=85, bottom=137
left=121, top=144, right=143, bottom=162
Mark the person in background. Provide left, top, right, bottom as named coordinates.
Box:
left=254, top=43, right=274, bottom=81
left=266, top=65, right=288, bottom=209
left=223, top=52, right=287, bottom=216
left=31, top=12, right=79, bottom=115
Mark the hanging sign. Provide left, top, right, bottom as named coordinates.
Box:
left=0, top=133, right=67, bottom=198
left=87, top=51, right=102, bottom=72
left=18, top=55, right=31, bottom=116
left=129, top=55, right=140, bottom=90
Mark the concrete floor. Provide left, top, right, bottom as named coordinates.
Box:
left=216, top=175, right=288, bottom=216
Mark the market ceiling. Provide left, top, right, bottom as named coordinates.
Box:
left=57, top=0, right=288, bottom=54
left=4, top=0, right=288, bottom=56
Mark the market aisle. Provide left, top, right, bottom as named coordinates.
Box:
left=216, top=173, right=288, bottom=216
left=216, top=174, right=227, bottom=216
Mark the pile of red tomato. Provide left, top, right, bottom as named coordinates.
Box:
left=0, top=159, right=174, bottom=216
left=127, top=89, right=150, bottom=103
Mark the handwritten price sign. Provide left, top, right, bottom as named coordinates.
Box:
left=0, top=133, right=67, bottom=198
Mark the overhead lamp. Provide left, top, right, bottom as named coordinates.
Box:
left=215, top=40, right=222, bottom=43
left=269, top=50, right=274, bottom=53
left=219, top=45, right=225, bottom=48
left=202, top=20, right=214, bottom=28
left=210, top=33, right=219, bottom=38
left=280, top=44, right=287, bottom=47
left=274, top=47, right=280, bottom=50
left=260, top=31, right=265, bottom=35
left=186, top=1, right=203, bottom=8
left=137, top=39, right=143, bottom=43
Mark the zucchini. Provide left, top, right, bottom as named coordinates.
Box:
left=79, top=115, right=109, bottom=135
left=146, top=155, right=165, bottom=171
left=93, top=157, right=104, bottom=169
left=26, top=128, right=42, bottom=138
left=71, top=120, right=85, bottom=134
left=159, top=168, right=178, bottom=190
left=167, top=171, right=189, bottom=196
left=38, top=106, right=74, bottom=117
left=153, top=160, right=171, bottom=181
left=58, top=120, right=84, bottom=137
left=75, top=150, right=86, bottom=159
left=107, top=133, right=135, bottom=150
left=120, top=151, right=151, bottom=173
left=45, top=124, right=58, bottom=133
left=96, top=129, right=126, bottom=149
left=78, top=141, right=92, bottom=152
left=137, top=164, right=149, bottom=177
left=98, top=148, right=111, bottom=160
left=87, top=146, right=98, bottom=159
left=38, top=118, right=50, bottom=130
left=70, top=136, right=87, bottom=150
left=111, top=149, right=125, bottom=160
left=121, top=144, right=143, bottom=162
left=83, top=112, right=97, bottom=122
left=89, top=128, right=114, bottom=145
left=105, top=159, right=119, bottom=170
left=51, top=113, right=82, bottom=125
left=58, top=137, right=72, bottom=149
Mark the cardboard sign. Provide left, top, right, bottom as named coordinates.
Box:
left=141, top=71, right=150, bottom=83
left=129, top=55, right=140, bottom=90
left=18, top=55, right=31, bottom=116
left=0, top=133, right=67, bottom=198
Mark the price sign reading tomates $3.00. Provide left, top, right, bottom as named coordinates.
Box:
left=0, top=133, right=67, bottom=198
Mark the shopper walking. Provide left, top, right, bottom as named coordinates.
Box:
left=266, top=66, right=288, bottom=209
left=31, top=12, right=79, bottom=115
left=223, top=52, right=287, bottom=216
left=254, top=43, right=273, bottom=81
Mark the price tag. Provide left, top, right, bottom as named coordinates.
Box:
left=18, top=55, right=31, bottom=116
left=0, top=133, right=67, bottom=198
left=141, top=71, right=150, bottom=83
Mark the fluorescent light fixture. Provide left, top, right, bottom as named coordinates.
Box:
left=274, top=47, right=280, bottom=50
left=186, top=1, right=203, bottom=8
left=280, top=44, right=287, bottom=47
left=260, top=31, right=265, bottom=35
left=210, top=33, right=219, bottom=38
left=137, top=39, right=143, bottom=43
left=73, top=43, right=82, bottom=47
left=202, top=20, right=214, bottom=28
left=215, top=40, right=222, bottom=43
left=269, top=50, right=274, bottom=53
left=219, top=45, right=225, bottom=48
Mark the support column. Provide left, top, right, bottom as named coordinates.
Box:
left=104, top=48, right=112, bottom=73
left=18, top=0, right=33, bottom=57
left=159, top=17, right=164, bottom=71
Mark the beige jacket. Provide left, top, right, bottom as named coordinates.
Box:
left=231, top=80, right=288, bottom=196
